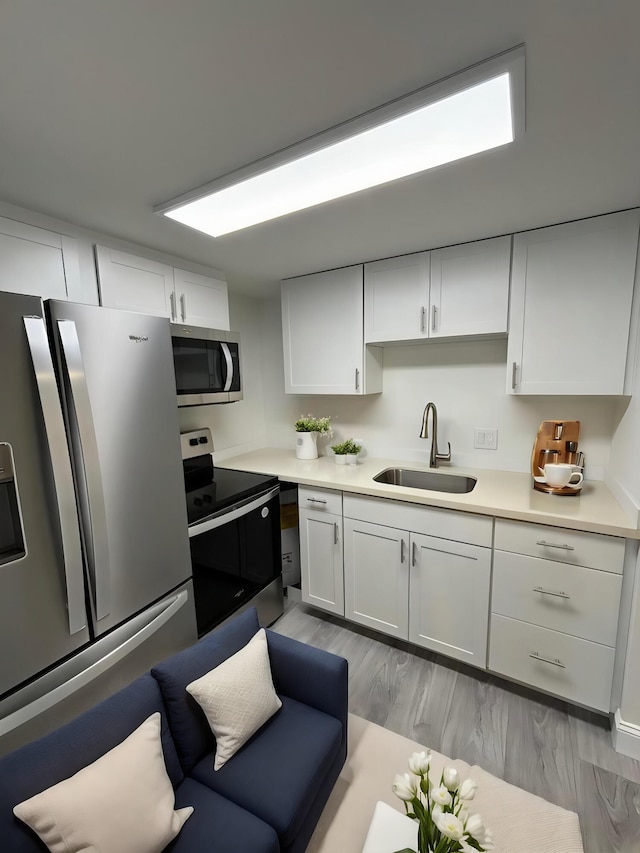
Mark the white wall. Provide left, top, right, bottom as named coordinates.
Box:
left=260, top=297, right=621, bottom=478
left=609, top=251, right=640, bottom=750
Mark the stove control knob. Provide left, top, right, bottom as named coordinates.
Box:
left=194, top=498, right=203, bottom=507
left=203, top=494, right=212, bottom=503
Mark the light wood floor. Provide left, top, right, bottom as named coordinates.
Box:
left=271, top=601, right=640, bottom=853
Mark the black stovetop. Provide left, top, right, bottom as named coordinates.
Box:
left=183, top=454, right=278, bottom=525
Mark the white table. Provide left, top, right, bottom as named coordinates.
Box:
left=361, top=801, right=417, bottom=853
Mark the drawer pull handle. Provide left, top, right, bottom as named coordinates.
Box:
left=529, top=651, right=566, bottom=669
left=306, top=498, right=327, bottom=504
left=536, top=540, right=575, bottom=551
left=334, top=523, right=339, bottom=545
left=533, top=586, right=571, bottom=600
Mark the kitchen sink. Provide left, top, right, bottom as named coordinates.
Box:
left=373, top=468, right=477, bottom=494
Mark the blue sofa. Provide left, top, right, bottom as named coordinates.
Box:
left=0, top=608, right=348, bottom=853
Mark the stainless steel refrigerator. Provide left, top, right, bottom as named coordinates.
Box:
left=0, top=292, right=197, bottom=755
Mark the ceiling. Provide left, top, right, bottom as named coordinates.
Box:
left=1, top=1, right=639, bottom=297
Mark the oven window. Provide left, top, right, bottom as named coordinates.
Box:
left=189, top=492, right=281, bottom=636
left=172, top=339, right=224, bottom=395
left=0, top=445, right=26, bottom=567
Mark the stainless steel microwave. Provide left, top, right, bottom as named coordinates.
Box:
left=171, top=325, right=242, bottom=406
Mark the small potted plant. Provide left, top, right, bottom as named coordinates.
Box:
left=331, top=438, right=362, bottom=465
left=294, top=415, right=332, bottom=460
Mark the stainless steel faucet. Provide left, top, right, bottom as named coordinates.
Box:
left=419, top=402, right=452, bottom=468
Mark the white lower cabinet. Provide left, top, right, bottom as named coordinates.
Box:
left=297, top=488, right=625, bottom=712
left=409, top=533, right=491, bottom=667
left=490, top=615, right=616, bottom=713
left=489, top=519, right=624, bottom=712
left=342, top=494, right=492, bottom=663
left=298, top=487, right=344, bottom=616
left=343, top=518, right=409, bottom=640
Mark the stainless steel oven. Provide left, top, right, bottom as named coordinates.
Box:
left=181, top=430, right=282, bottom=636
left=171, top=325, right=242, bottom=407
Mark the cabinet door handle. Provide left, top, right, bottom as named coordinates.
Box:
left=412, top=541, right=417, bottom=567
left=169, top=292, right=177, bottom=322
left=529, top=651, right=566, bottom=669
left=334, top=523, right=339, bottom=545
left=180, top=293, right=187, bottom=321
left=536, top=540, right=575, bottom=551
left=533, top=586, right=571, bottom=600
left=511, top=361, right=518, bottom=390
left=306, top=497, right=327, bottom=504
left=420, top=306, right=426, bottom=333
left=431, top=305, right=437, bottom=332
left=355, top=368, right=360, bottom=391
left=400, top=539, right=405, bottom=563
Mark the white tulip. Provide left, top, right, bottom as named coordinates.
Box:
left=459, top=777, right=479, bottom=801
left=408, top=749, right=431, bottom=775
left=464, top=813, right=485, bottom=837
left=434, top=811, right=465, bottom=841
left=443, top=766, right=460, bottom=791
left=392, top=772, right=417, bottom=801
left=431, top=803, right=443, bottom=823
left=431, top=785, right=452, bottom=806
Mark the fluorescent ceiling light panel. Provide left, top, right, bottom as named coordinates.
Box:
left=158, top=47, right=524, bottom=237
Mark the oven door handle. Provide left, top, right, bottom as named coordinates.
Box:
left=188, top=486, right=279, bottom=537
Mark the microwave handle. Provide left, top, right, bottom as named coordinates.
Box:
left=221, top=342, right=233, bottom=392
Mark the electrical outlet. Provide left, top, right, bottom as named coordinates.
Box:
left=474, top=428, right=498, bottom=450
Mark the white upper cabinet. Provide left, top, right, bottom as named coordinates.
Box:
left=430, top=236, right=511, bottom=338
left=95, top=247, right=174, bottom=317
left=364, top=251, right=431, bottom=343
left=507, top=210, right=640, bottom=395
left=281, top=265, right=382, bottom=395
left=0, top=217, right=81, bottom=301
left=172, top=268, right=229, bottom=330
left=364, top=236, right=511, bottom=344
left=95, top=246, right=229, bottom=329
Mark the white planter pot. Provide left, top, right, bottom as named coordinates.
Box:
left=296, top=431, right=318, bottom=460
left=334, top=454, right=347, bottom=465
left=345, top=453, right=359, bottom=465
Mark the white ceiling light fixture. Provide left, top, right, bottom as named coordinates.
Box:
left=156, top=45, right=525, bottom=238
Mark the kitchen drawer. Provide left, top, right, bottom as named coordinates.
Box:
left=342, top=494, right=492, bottom=547
left=298, top=485, right=342, bottom=515
left=492, top=551, right=622, bottom=646
left=489, top=614, right=615, bottom=712
left=494, top=519, right=624, bottom=573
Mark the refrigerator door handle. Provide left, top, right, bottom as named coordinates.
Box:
left=0, top=589, right=190, bottom=737
left=23, top=317, right=87, bottom=636
left=57, top=320, right=111, bottom=621
left=221, top=342, right=233, bottom=392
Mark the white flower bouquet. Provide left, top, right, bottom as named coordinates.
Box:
left=392, top=750, right=492, bottom=853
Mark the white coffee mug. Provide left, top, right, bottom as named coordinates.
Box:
left=544, top=463, right=584, bottom=489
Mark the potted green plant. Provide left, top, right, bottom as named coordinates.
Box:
left=294, top=415, right=332, bottom=460
left=331, top=438, right=362, bottom=465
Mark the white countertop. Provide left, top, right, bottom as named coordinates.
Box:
left=217, top=448, right=640, bottom=539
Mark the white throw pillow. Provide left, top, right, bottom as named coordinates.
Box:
left=186, top=627, right=282, bottom=770
left=13, top=712, right=192, bottom=853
